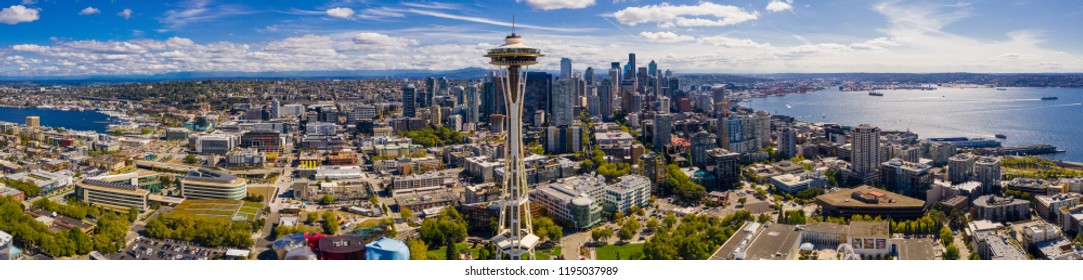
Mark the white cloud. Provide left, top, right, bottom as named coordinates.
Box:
left=847, top=37, right=897, bottom=50
left=117, top=9, right=133, bottom=20
left=766, top=0, right=793, bottom=13
left=613, top=2, right=759, bottom=27
left=358, top=7, right=404, bottom=20
left=697, top=35, right=772, bottom=48
left=79, top=7, right=101, bottom=16
left=20, top=0, right=35, bottom=5
left=326, top=7, right=355, bottom=19
left=403, top=9, right=591, bottom=32
left=0, top=5, right=39, bottom=25
left=350, top=32, right=418, bottom=49
left=161, top=0, right=255, bottom=30
left=522, top=0, right=596, bottom=10
left=639, top=31, right=694, bottom=43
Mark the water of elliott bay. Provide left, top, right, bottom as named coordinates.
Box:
left=747, top=86, right=1083, bottom=162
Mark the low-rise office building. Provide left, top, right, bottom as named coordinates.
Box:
left=770, top=171, right=826, bottom=195
left=603, top=175, right=651, bottom=215
left=191, top=134, right=236, bottom=155
left=394, top=189, right=457, bottom=212
left=531, top=175, right=605, bottom=230
left=972, top=195, right=1030, bottom=222
left=392, top=172, right=446, bottom=192
left=293, top=181, right=371, bottom=202
left=1036, top=193, right=1081, bottom=222
left=315, top=165, right=363, bottom=180
left=89, top=170, right=164, bottom=193
left=972, top=230, right=1028, bottom=260
left=177, top=168, right=247, bottom=200
left=74, top=179, right=151, bottom=211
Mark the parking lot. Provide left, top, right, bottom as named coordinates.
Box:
left=110, top=236, right=228, bottom=260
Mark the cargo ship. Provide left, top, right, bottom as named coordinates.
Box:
left=1041, top=96, right=1058, bottom=100
left=868, top=92, right=884, bottom=96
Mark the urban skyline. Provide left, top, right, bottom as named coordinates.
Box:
left=2, top=0, right=1083, bottom=76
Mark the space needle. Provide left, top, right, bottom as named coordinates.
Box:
left=485, top=20, right=543, bottom=260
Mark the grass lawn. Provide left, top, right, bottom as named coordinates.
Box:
left=169, top=199, right=263, bottom=222
left=595, top=243, right=645, bottom=260
left=425, top=242, right=483, bottom=260
left=534, top=246, right=561, bottom=260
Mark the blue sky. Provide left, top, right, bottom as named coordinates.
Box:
left=1, top=0, right=1082, bottom=76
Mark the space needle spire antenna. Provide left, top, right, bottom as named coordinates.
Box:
left=484, top=15, right=543, bottom=260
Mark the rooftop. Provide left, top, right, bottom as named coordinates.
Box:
left=744, top=223, right=803, bottom=260
left=848, top=221, right=890, bottom=237
left=816, top=185, right=925, bottom=208
left=893, top=238, right=937, bottom=260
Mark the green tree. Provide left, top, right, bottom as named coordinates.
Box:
left=940, top=227, right=955, bottom=247
left=646, top=218, right=660, bottom=232
left=322, top=211, right=339, bottom=235
left=407, top=239, right=428, bottom=260
left=532, top=216, right=562, bottom=243
left=660, top=164, right=707, bottom=202
left=580, top=159, right=595, bottom=173
left=737, top=197, right=747, bottom=207
left=418, top=207, right=468, bottom=247
left=400, top=208, right=414, bottom=221
left=306, top=212, right=319, bottom=224
left=445, top=237, right=461, bottom=260
left=618, top=227, right=634, bottom=242
left=128, top=206, right=139, bottom=222
left=943, top=244, right=960, bottom=260
left=183, top=154, right=198, bottom=164
left=757, top=213, right=771, bottom=223
left=320, top=194, right=335, bottom=205
left=663, top=213, right=677, bottom=229
left=1, top=178, right=40, bottom=197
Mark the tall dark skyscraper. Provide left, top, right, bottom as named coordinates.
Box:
left=524, top=71, right=552, bottom=126
left=423, top=77, right=437, bottom=107
left=560, top=57, right=572, bottom=80
left=648, top=60, right=657, bottom=77
left=627, top=53, right=636, bottom=80
left=584, top=67, right=594, bottom=85
left=402, top=84, right=417, bottom=118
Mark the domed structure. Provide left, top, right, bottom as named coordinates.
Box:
left=365, top=237, right=410, bottom=260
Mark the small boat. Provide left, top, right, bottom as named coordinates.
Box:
left=996, top=88, right=1007, bottom=91
left=995, top=134, right=1007, bottom=139
left=1041, top=96, right=1058, bottom=100
left=868, top=92, right=884, bottom=96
